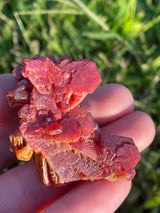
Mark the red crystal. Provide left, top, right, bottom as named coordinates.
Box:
left=7, top=55, right=141, bottom=186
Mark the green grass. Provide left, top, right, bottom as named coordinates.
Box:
left=0, top=0, right=160, bottom=212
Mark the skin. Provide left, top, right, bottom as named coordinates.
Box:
left=0, top=74, right=155, bottom=213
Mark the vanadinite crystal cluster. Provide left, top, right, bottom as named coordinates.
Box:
left=7, top=55, right=141, bottom=186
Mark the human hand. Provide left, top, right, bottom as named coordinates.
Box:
left=0, top=74, right=155, bottom=213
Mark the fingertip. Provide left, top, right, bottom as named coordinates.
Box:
left=132, top=111, right=156, bottom=151
left=101, top=111, right=156, bottom=152
left=82, top=83, right=134, bottom=126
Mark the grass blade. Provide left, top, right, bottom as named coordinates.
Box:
left=50, top=0, right=78, bottom=9
left=82, top=31, right=123, bottom=42
left=72, top=0, right=109, bottom=31
left=142, top=15, right=160, bottom=32
left=14, top=12, right=32, bottom=52
left=14, top=9, right=83, bottom=16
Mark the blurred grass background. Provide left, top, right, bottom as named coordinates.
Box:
left=0, top=0, right=160, bottom=212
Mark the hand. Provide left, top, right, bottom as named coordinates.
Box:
left=0, top=74, right=155, bottom=213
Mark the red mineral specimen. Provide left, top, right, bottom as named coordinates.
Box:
left=7, top=55, right=141, bottom=186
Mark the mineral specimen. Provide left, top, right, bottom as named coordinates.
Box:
left=7, top=55, right=141, bottom=186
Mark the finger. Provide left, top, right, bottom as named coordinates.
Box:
left=81, top=83, right=134, bottom=126
left=0, top=74, right=17, bottom=122
left=0, top=161, right=77, bottom=213
left=0, top=161, right=131, bottom=213
left=101, top=111, right=155, bottom=152
left=44, top=180, right=131, bottom=213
